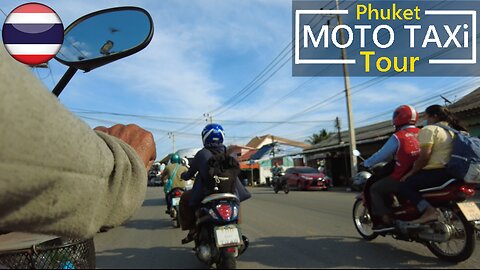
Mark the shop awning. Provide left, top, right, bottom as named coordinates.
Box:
left=250, top=144, right=274, bottom=160
left=240, top=162, right=259, bottom=170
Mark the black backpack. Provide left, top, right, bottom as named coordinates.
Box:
left=204, top=148, right=240, bottom=195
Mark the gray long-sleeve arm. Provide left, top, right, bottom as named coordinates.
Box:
left=0, top=47, right=147, bottom=238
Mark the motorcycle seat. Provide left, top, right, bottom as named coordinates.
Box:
left=419, top=178, right=457, bottom=193
left=201, top=193, right=238, bottom=204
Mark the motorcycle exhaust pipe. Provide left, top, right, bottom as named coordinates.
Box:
left=418, top=223, right=453, bottom=243
left=196, top=244, right=212, bottom=263
left=418, top=232, right=450, bottom=243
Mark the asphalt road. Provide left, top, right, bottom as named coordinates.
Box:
left=94, top=187, right=480, bottom=269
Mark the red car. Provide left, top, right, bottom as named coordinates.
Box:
left=284, top=167, right=330, bottom=191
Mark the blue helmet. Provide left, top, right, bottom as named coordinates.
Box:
left=201, top=123, right=225, bottom=146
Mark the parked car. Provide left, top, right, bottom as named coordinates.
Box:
left=284, top=166, right=330, bottom=191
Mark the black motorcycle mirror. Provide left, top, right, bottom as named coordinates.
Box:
left=52, top=6, right=154, bottom=97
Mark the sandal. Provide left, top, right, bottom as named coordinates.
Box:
left=181, top=231, right=196, bottom=244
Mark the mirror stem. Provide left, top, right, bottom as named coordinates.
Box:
left=52, top=67, right=78, bottom=97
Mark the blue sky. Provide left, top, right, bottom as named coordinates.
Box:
left=1, top=0, right=478, bottom=160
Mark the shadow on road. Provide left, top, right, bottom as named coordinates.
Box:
left=96, top=246, right=206, bottom=269
left=142, top=198, right=165, bottom=207
left=239, top=235, right=458, bottom=268
left=122, top=219, right=172, bottom=231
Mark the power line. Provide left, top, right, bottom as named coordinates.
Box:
left=356, top=79, right=480, bottom=125
left=244, top=33, right=480, bottom=138
left=158, top=1, right=341, bottom=138
left=208, top=0, right=340, bottom=117
left=78, top=115, right=253, bottom=139
left=236, top=0, right=451, bottom=134
left=70, top=110, right=336, bottom=125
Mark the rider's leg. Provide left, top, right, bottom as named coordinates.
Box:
left=179, top=190, right=198, bottom=243
left=370, top=177, right=399, bottom=231
left=165, top=191, right=173, bottom=214
left=398, top=168, right=453, bottom=223
left=372, top=178, right=399, bottom=214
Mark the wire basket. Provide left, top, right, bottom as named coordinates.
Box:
left=0, top=237, right=95, bottom=269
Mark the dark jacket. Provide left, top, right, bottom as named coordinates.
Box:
left=181, top=144, right=251, bottom=206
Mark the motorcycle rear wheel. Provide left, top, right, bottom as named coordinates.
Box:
left=426, top=207, right=475, bottom=263
left=352, top=199, right=378, bottom=241
left=171, top=207, right=180, bottom=228
left=217, top=249, right=236, bottom=269
left=284, top=185, right=289, bottom=194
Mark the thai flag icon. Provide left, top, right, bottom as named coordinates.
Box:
left=2, top=2, right=64, bottom=66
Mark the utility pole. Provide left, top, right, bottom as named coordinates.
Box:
left=335, top=117, right=342, bottom=144
left=168, top=132, right=176, bottom=153
left=249, top=159, right=254, bottom=186
left=336, top=0, right=357, bottom=178
left=272, top=135, right=276, bottom=159
left=203, top=113, right=213, bottom=123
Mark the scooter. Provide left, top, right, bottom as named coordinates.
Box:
left=168, top=177, right=194, bottom=228
left=352, top=150, right=480, bottom=263
left=191, top=193, right=249, bottom=269
left=273, top=172, right=289, bottom=194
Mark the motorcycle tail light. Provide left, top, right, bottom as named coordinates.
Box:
left=460, top=185, right=475, bottom=197
left=216, top=204, right=232, bottom=221
left=226, top=247, right=236, bottom=253
left=174, top=190, right=182, bottom=197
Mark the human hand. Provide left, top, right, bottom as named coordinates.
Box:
left=94, top=124, right=156, bottom=169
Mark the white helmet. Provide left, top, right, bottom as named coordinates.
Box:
left=181, top=157, right=189, bottom=168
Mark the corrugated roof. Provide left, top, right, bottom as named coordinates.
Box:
left=304, top=120, right=395, bottom=152
left=449, top=87, right=480, bottom=114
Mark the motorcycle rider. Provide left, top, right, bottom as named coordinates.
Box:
left=179, top=123, right=251, bottom=244
left=0, top=45, right=156, bottom=238
left=161, top=154, right=188, bottom=215
left=363, top=105, right=421, bottom=232
left=398, top=105, right=468, bottom=224
left=271, top=161, right=284, bottom=187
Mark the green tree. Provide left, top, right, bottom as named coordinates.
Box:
left=306, top=129, right=331, bottom=145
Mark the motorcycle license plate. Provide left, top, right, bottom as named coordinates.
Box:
left=457, top=202, right=480, bottom=221
left=214, top=225, right=241, bottom=248
left=172, top=197, right=181, bottom=206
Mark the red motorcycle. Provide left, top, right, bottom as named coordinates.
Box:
left=352, top=151, right=480, bottom=263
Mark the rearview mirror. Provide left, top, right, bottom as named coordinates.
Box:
left=55, top=6, right=153, bottom=71
left=52, top=6, right=154, bottom=96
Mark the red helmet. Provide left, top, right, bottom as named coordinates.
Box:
left=392, top=105, right=418, bottom=127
